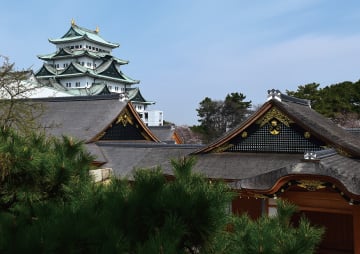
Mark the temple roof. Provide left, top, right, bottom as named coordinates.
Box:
left=149, top=126, right=177, bottom=144
left=49, top=23, right=119, bottom=48
left=195, top=91, right=360, bottom=158
left=172, top=89, right=360, bottom=200
left=28, top=95, right=160, bottom=143
left=96, top=142, right=202, bottom=179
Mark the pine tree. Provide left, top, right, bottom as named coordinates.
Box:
left=206, top=200, right=324, bottom=254
left=0, top=128, right=94, bottom=216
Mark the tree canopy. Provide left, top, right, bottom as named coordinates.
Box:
left=194, top=92, right=252, bottom=143
left=0, top=56, right=43, bottom=133
left=286, top=81, right=360, bottom=127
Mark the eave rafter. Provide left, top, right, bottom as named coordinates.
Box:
left=235, top=174, right=360, bottom=206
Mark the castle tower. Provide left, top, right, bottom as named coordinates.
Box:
left=35, top=20, right=162, bottom=125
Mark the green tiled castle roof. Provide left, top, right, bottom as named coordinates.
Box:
left=38, top=48, right=129, bottom=65
left=49, top=22, right=119, bottom=48
left=36, top=61, right=139, bottom=84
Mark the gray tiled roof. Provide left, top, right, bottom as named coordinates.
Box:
left=184, top=95, right=360, bottom=196
left=35, top=94, right=127, bottom=142
left=233, top=153, right=360, bottom=195
left=275, top=99, right=360, bottom=157
left=96, top=142, right=203, bottom=179
left=12, top=93, right=359, bottom=197
left=178, top=153, right=303, bottom=180
left=149, top=126, right=175, bottom=143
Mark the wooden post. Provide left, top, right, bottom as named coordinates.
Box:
left=353, top=206, right=360, bottom=254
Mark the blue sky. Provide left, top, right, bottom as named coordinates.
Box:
left=1, top=0, right=360, bottom=125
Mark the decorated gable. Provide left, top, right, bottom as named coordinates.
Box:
left=98, top=61, right=124, bottom=79
left=224, top=106, right=326, bottom=153
left=61, top=63, right=83, bottom=75
left=93, top=104, right=159, bottom=142
left=62, top=26, right=81, bottom=38
left=36, top=65, right=55, bottom=77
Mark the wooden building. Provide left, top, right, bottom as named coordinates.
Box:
left=181, top=89, right=360, bottom=254
left=28, top=90, right=360, bottom=253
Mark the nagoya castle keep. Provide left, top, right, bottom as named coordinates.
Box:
left=34, top=19, right=163, bottom=126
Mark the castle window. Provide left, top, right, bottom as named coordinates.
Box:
left=66, top=82, right=72, bottom=88
left=81, top=62, right=84, bottom=66
left=75, top=82, right=80, bottom=87
left=70, top=46, right=74, bottom=49
left=115, top=86, right=119, bottom=91
left=75, top=45, right=79, bottom=49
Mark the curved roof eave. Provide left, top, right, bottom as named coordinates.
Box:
left=231, top=154, right=360, bottom=200
left=49, top=35, right=119, bottom=48
left=50, top=71, right=139, bottom=84
left=131, top=101, right=156, bottom=105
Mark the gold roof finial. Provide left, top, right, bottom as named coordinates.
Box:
left=95, top=26, right=99, bottom=33
left=71, top=18, right=76, bottom=26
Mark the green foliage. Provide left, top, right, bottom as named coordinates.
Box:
left=0, top=56, right=44, bottom=133
left=0, top=129, right=94, bottom=215
left=0, top=129, right=323, bottom=253
left=0, top=155, right=233, bottom=254
left=206, top=200, right=324, bottom=254
left=195, top=92, right=252, bottom=143
left=286, top=81, right=360, bottom=127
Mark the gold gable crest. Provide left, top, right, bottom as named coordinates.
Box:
left=116, top=109, right=134, bottom=126
left=257, top=107, right=293, bottom=127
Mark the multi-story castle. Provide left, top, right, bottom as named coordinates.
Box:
left=34, top=20, right=163, bottom=126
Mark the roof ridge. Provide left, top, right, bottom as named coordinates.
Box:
left=267, top=89, right=311, bottom=107
left=28, top=94, right=120, bottom=102
left=72, top=24, right=98, bottom=35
